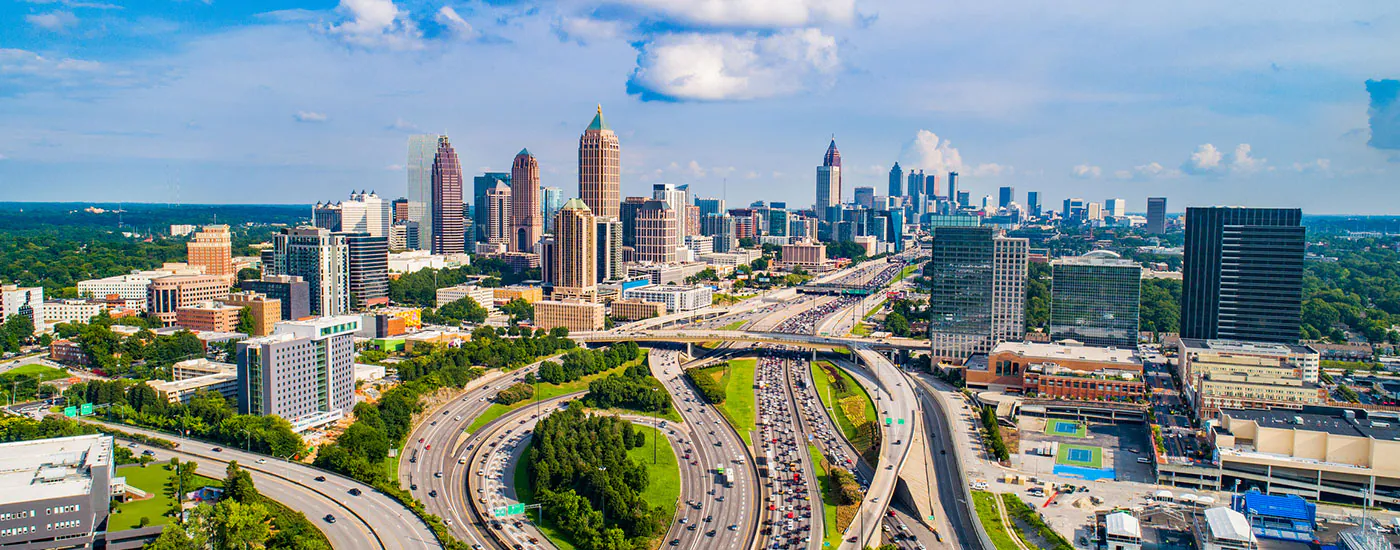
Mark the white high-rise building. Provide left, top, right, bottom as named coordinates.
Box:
left=653, top=184, right=688, bottom=259
left=1105, top=198, right=1127, bottom=218
left=0, top=285, right=44, bottom=332
left=237, top=316, right=359, bottom=431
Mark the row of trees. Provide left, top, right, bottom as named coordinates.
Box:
left=387, top=258, right=540, bottom=307
left=978, top=406, right=1010, bottom=462
left=529, top=407, right=664, bottom=550
left=147, top=460, right=329, bottom=550
left=684, top=364, right=727, bottom=404
left=584, top=363, right=671, bottom=414
left=494, top=382, right=535, bottom=405
left=538, top=342, right=643, bottom=384
left=421, top=296, right=489, bottom=326
left=54, top=313, right=206, bottom=378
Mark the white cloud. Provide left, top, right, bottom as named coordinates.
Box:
left=435, top=6, right=475, bottom=39
left=1115, top=162, right=1177, bottom=181
left=1181, top=143, right=1266, bottom=176
left=972, top=163, right=1012, bottom=177
left=1071, top=164, right=1102, bottom=178
left=745, top=170, right=759, bottom=179
left=1292, top=158, right=1332, bottom=174
left=628, top=28, right=838, bottom=101
left=553, top=16, right=626, bottom=45
left=601, top=0, right=857, bottom=28
left=385, top=164, right=405, bottom=171
left=898, top=130, right=963, bottom=174
left=688, top=160, right=706, bottom=177
left=26, top=11, right=78, bottom=31
left=295, top=111, right=328, bottom=123
left=325, top=0, right=422, bottom=50
left=387, top=118, right=419, bottom=131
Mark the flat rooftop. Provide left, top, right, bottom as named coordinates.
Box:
left=1223, top=408, right=1400, bottom=441
left=991, top=340, right=1141, bottom=366
left=1180, top=338, right=1316, bottom=356
left=0, top=434, right=111, bottom=506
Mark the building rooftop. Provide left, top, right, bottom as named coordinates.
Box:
left=625, top=284, right=711, bottom=293
left=1205, top=507, right=1254, bottom=543
left=1180, top=338, right=1316, bottom=356
left=1222, top=408, right=1400, bottom=441
left=1234, top=491, right=1314, bottom=522
left=1105, top=512, right=1141, bottom=539
left=147, top=372, right=238, bottom=394
left=991, top=340, right=1141, bottom=366
left=0, top=435, right=111, bottom=506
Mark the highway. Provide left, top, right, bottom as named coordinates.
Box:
left=85, top=420, right=438, bottom=550
left=838, top=347, right=917, bottom=550
left=653, top=350, right=759, bottom=550
left=910, top=374, right=987, bottom=550
left=756, top=350, right=820, bottom=550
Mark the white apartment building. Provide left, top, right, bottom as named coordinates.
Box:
left=622, top=284, right=713, bottom=313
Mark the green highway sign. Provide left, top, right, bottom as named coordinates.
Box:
left=884, top=418, right=892, bottom=426
left=494, top=503, right=526, bottom=517
left=509, top=503, right=525, bottom=515
left=63, top=406, right=77, bottom=417
left=897, top=418, right=905, bottom=426
left=80, top=403, right=93, bottom=415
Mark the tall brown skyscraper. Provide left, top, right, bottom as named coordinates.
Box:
left=578, top=105, right=620, bottom=218
left=634, top=199, right=678, bottom=264
left=431, top=136, right=464, bottom=254
left=511, top=148, right=542, bottom=253
left=552, top=198, right=597, bottom=301
left=485, top=181, right=512, bottom=248
left=188, top=225, right=233, bottom=285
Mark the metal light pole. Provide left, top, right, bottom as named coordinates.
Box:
left=651, top=388, right=661, bottom=464
left=596, top=466, right=608, bottom=526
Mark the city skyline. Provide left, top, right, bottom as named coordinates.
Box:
left=0, top=1, right=1396, bottom=213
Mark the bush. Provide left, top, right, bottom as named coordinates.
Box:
left=685, top=364, right=727, bottom=404
left=494, top=383, right=535, bottom=405
left=979, top=406, right=1009, bottom=462
left=585, top=364, right=671, bottom=414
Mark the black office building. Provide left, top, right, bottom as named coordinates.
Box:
left=338, top=232, right=389, bottom=309
left=241, top=275, right=312, bottom=321
left=1181, top=207, right=1304, bottom=343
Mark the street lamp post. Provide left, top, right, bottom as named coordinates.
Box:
left=651, top=388, right=660, bottom=465
left=597, top=466, right=608, bottom=526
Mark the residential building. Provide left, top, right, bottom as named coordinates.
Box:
left=928, top=226, right=1029, bottom=360
left=239, top=275, right=311, bottom=322
left=552, top=198, right=597, bottom=301
left=435, top=284, right=494, bottom=309
left=511, top=149, right=542, bottom=253
left=1178, top=338, right=1322, bottom=418
left=1182, top=207, right=1304, bottom=343
left=50, top=338, right=87, bottom=365
left=340, top=232, right=389, bottom=309
left=220, top=292, right=280, bottom=336
left=622, top=285, right=712, bottom=313
left=684, top=235, right=714, bottom=255
left=407, top=134, right=444, bottom=250
left=268, top=227, right=350, bottom=316
left=817, top=140, right=842, bottom=227
left=966, top=341, right=1146, bottom=400
left=171, top=224, right=196, bottom=237
left=620, top=196, right=647, bottom=248
left=653, top=183, right=688, bottom=247
left=431, top=135, right=465, bottom=254
left=1147, top=197, right=1167, bottom=234
left=493, top=286, right=544, bottom=306
left=0, top=285, right=44, bottom=332
left=237, top=316, right=359, bottom=430
left=171, top=358, right=235, bottom=380
left=0, top=435, right=113, bottom=549
left=147, top=275, right=229, bottom=326
left=187, top=225, right=234, bottom=284
left=42, top=299, right=105, bottom=327
left=610, top=299, right=666, bottom=321
left=781, top=240, right=828, bottom=269
left=389, top=220, right=420, bottom=251
left=533, top=299, right=605, bottom=332
left=635, top=199, right=679, bottom=264
left=1050, top=251, right=1142, bottom=348
left=484, top=181, right=512, bottom=247
left=175, top=302, right=243, bottom=332
left=541, top=186, right=564, bottom=232
left=579, top=105, right=621, bottom=218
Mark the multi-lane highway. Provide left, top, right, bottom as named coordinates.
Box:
left=910, top=373, right=987, bottom=550
left=756, top=351, right=820, bottom=550
left=84, top=420, right=437, bottom=550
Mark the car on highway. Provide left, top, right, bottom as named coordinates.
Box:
left=324, top=514, right=336, bottom=523
left=315, top=476, right=326, bottom=482
left=211, top=447, right=222, bottom=452
left=348, top=488, right=362, bottom=496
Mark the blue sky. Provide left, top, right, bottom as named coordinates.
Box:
left=1, top=0, right=1397, bottom=214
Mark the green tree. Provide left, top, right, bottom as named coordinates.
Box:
left=884, top=312, right=910, bottom=337
left=165, top=458, right=200, bottom=523
left=207, top=499, right=272, bottom=550
left=502, top=298, right=534, bottom=323
left=147, top=522, right=207, bottom=550
left=223, top=461, right=259, bottom=504
left=235, top=307, right=255, bottom=336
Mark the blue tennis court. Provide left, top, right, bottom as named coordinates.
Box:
left=1044, top=419, right=1088, bottom=438
left=1068, top=448, right=1092, bottom=462
left=1056, top=422, right=1081, bottom=434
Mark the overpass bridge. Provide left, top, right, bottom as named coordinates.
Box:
left=572, top=329, right=928, bottom=355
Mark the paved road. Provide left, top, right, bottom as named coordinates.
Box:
left=86, top=420, right=438, bottom=550
left=653, top=350, right=758, bottom=550
left=756, top=351, right=821, bottom=550
left=839, top=347, right=917, bottom=550
left=909, top=375, right=983, bottom=550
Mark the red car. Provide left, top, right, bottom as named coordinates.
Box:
left=425, top=444, right=432, bottom=450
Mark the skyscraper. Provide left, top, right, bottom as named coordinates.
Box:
left=269, top=227, right=350, bottom=316
left=695, top=197, right=726, bottom=219
left=1147, top=197, right=1167, bottom=234
left=653, top=184, right=687, bottom=255
left=928, top=226, right=1028, bottom=359
left=473, top=172, right=510, bottom=243
left=620, top=196, right=647, bottom=248
left=237, top=316, right=358, bottom=423
left=998, top=186, right=1015, bottom=209
left=552, top=199, right=596, bottom=301
left=635, top=199, right=678, bottom=264
left=908, top=170, right=926, bottom=216
left=338, top=232, right=389, bottom=309
left=1104, top=198, right=1127, bottom=218
left=541, top=186, right=564, bottom=232
left=853, top=187, right=875, bottom=209
left=888, top=162, right=903, bottom=197
left=484, top=182, right=512, bottom=248
left=187, top=225, right=233, bottom=285
left=406, top=134, right=442, bottom=250
left=596, top=217, right=623, bottom=283
left=392, top=197, right=409, bottom=223
left=925, top=173, right=939, bottom=202
left=1182, top=207, right=1304, bottom=343
left=510, top=149, right=542, bottom=253
left=946, top=171, right=959, bottom=203
left=430, top=136, right=464, bottom=254
left=579, top=105, right=621, bottom=218
left=817, top=140, right=842, bottom=224
left=1026, top=191, right=1041, bottom=217
left=1050, top=251, right=1141, bottom=348
left=315, top=192, right=390, bottom=238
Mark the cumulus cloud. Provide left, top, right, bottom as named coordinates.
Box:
left=896, top=130, right=1010, bottom=178
left=553, top=16, right=626, bottom=45
left=973, top=163, right=1012, bottom=177
left=1181, top=143, right=1267, bottom=176
left=600, top=0, right=857, bottom=28
left=295, top=111, right=328, bottom=123
left=325, top=0, right=423, bottom=50
left=1071, top=164, right=1102, bottom=179
left=1114, top=162, right=1176, bottom=181
left=435, top=6, right=475, bottom=39
left=387, top=118, right=420, bottom=131
left=26, top=11, right=78, bottom=31
left=687, top=160, right=706, bottom=177
left=1366, top=79, right=1400, bottom=150
left=627, top=28, right=838, bottom=101
left=1292, top=158, right=1332, bottom=174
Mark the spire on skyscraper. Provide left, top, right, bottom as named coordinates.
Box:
left=823, top=139, right=841, bottom=167
left=588, top=104, right=609, bottom=131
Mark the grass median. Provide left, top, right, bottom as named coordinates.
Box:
left=810, top=361, right=879, bottom=463
left=710, top=358, right=757, bottom=445
left=971, top=491, right=1021, bottom=550
left=469, top=356, right=646, bottom=433
left=810, top=444, right=841, bottom=549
